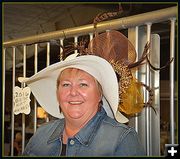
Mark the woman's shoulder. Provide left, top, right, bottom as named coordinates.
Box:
left=102, top=115, right=135, bottom=132
left=96, top=116, right=141, bottom=146
left=36, top=118, right=64, bottom=133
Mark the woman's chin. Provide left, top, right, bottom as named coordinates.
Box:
left=67, top=111, right=84, bottom=119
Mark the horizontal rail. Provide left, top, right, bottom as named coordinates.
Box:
left=3, top=6, right=177, bottom=48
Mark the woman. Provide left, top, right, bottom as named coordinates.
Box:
left=23, top=53, right=145, bottom=156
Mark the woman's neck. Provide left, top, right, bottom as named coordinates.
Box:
left=62, top=118, right=89, bottom=144
left=62, top=123, right=81, bottom=144
left=62, top=110, right=99, bottom=144
left=64, top=119, right=86, bottom=136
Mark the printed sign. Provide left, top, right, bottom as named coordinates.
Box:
left=13, top=86, right=31, bottom=115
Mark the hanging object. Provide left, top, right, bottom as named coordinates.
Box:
left=13, top=86, right=31, bottom=115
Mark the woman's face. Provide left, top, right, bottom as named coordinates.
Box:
left=57, top=68, right=102, bottom=122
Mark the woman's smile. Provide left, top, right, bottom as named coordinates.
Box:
left=68, top=101, right=84, bottom=105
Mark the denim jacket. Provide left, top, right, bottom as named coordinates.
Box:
left=23, top=107, right=146, bottom=156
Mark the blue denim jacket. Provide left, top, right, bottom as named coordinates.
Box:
left=23, top=107, right=146, bottom=156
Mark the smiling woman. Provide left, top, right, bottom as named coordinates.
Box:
left=22, top=53, right=145, bottom=156
left=57, top=68, right=102, bottom=144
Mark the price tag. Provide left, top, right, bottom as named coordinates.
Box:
left=13, top=86, right=31, bottom=115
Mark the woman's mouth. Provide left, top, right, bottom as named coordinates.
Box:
left=68, top=101, right=83, bottom=105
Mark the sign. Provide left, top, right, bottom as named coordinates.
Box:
left=13, top=86, right=31, bottom=115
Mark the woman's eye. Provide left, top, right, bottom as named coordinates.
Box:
left=62, top=83, right=70, bottom=87
left=80, top=83, right=88, bottom=87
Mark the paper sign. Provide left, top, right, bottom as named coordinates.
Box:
left=13, top=86, right=31, bottom=115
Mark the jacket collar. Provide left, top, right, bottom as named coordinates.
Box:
left=47, top=107, right=106, bottom=145
left=47, top=119, right=64, bottom=144
left=75, top=107, right=106, bottom=146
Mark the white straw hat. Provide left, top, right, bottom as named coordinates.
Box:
left=23, top=53, right=129, bottom=123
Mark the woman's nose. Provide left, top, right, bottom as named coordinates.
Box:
left=70, top=86, right=79, bottom=96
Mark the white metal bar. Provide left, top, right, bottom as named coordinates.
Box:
left=3, top=6, right=177, bottom=48
left=89, top=33, right=94, bottom=41
left=146, top=23, right=152, bottom=156
left=149, top=34, right=161, bottom=155
left=89, top=33, right=94, bottom=53
left=11, top=47, right=16, bottom=156
left=46, top=42, right=50, bottom=122
left=60, top=39, right=64, bottom=61
left=169, top=18, right=176, bottom=144
left=134, top=26, right=139, bottom=133
left=21, top=45, right=27, bottom=153
left=46, top=42, right=50, bottom=66
left=33, top=44, right=38, bottom=133
left=74, top=36, right=78, bottom=54
left=2, top=48, right=6, bottom=156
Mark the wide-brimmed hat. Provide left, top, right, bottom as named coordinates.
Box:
left=23, top=53, right=129, bottom=123
left=64, top=29, right=167, bottom=116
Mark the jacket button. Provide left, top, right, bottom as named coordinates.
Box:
left=70, top=139, right=75, bottom=145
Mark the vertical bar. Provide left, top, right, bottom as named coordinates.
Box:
left=46, top=42, right=50, bottom=66
left=149, top=34, right=161, bottom=155
left=60, top=39, right=63, bottom=61
left=34, top=44, right=38, bottom=133
left=74, top=36, right=78, bottom=54
left=89, top=33, right=94, bottom=41
left=134, top=26, right=139, bottom=133
left=169, top=18, right=176, bottom=144
left=11, top=47, right=16, bottom=156
left=89, top=33, right=94, bottom=53
left=137, top=26, right=147, bottom=155
left=21, top=45, right=26, bottom=153
left=146, top=23, right=152, bottom=156
left=2, top=48, right=6, bottom=156
left=127, top=27, right=139, bottom=130
left=46, top=42, right=50, bottom=122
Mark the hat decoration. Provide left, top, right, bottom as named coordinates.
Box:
left=61, top=7, right=173, bottom=118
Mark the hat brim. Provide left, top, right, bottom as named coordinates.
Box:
left=24, top=55, right=128, bottom=123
